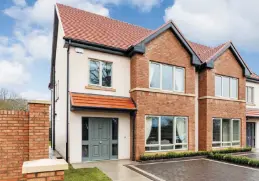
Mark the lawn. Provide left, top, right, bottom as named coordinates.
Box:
left=65, top=165, right=111, bottom=181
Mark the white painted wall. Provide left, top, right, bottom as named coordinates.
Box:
left=54, top=18, right=67, bottom=159
left=246, top=80, right=259, bottom=148
left=69, top=47, right=131, bottom=97
left=69, top=110, right=131, bottom=163
left=246, top=81, right=259, bottom=109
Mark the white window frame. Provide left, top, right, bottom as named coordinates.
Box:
left=246, top=86, right=254, bottom=104
left=149, top=61, right=185, bottom=93
left=215, top=75, right=238, bottom=99
left=212, top=118, right=240, bottom=148
left=89, top=59, right=113, bottom=88
left=145, top=115, right=188, bottom=152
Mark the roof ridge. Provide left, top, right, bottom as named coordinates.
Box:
left=56, top=3, right=152, bottom=32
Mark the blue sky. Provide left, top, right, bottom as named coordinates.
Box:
left=0, top=0, right=259, bottom=100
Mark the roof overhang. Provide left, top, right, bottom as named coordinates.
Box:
left=202, top=42, right=251, bottom=76
left=246, top=108, right=259, bottom=118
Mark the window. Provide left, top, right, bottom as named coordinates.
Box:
left=246, top=86, right=254, bottom=104
left=89, top=60, right=112, bottom=87
left=212, top=118, right=240, bottom=147
left=149, top=62, right=185, bottom=92
left=145, top=116, right=188, bottom=151
left=215, top=75, right=238, bottom=99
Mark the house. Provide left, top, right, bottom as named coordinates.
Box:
left=49, top=3, right=253, bottom=163
left=246, top=73, right=259, bottom=148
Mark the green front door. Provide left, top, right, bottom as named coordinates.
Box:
left=90, top=118, right=110, bottom=160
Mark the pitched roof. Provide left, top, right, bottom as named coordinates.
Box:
left=70, top=93, right=136, bottom=111
left=251, top=73, right=259, bottom=80
left=56, top=3, right=229, bottom=61
left=247, top=108, right=259, bottom=118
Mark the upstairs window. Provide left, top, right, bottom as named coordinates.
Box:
left=89, top=60, right=112, bottom=87
left=215, top=75, right=238, bottom=99
left=149, top=62, right=185, bottom=92
left=246, top=86, right=254, bottom=104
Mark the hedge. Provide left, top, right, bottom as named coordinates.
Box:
left=139, top=147, right=252, bottom=161
left=208, top=153, right=259, bottom=168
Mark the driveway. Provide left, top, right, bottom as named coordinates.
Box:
left=128, top=159, right=259, bottom=181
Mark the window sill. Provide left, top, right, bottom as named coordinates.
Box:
left=85, top=85, right=116, bottom=92
left=199, top=96, right=245, bottom=103
left=130, top=88, right=195, bottom=97
left=246, top=103, right=256, bottom=106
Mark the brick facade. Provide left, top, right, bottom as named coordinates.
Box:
left=0, top=102, right=50, bottom=181
left=22, top=171, right=64, bottom=181
left=198, top=50, right=246, bottom=151
left=130, top=30, right=196, bottom=160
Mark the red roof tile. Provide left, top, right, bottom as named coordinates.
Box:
left=70, top=93, right=136, bottom=111
left=56, top=3, right=232, bottom=63
left=247, top=108, right=259, bottom=118
left=251, top=73, right=259, bottom=80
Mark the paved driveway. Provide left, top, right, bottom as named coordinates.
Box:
left=129, top=159, right=259, bottom=181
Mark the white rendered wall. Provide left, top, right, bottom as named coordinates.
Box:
left=69, top=47, right=131, bottom=97
left=54, top=19, right=67, bottom=159
left=69, top=110, right=131, bottom=163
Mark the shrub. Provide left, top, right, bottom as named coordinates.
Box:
left=208, top=153, right=259, bottom=168
left=139, top=147, right=252, bottom=161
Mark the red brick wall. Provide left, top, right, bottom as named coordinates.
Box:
left=0, top=103, right=49, bottom=181
left=130, top=30, right=196, bottom=160
left=198, top=50, right=246, bottom=151
left=23, top=170, right=64, bottom=181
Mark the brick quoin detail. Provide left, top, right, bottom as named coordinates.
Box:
left=0, top=102, right=50, bottom=181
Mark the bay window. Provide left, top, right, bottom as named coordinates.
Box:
left=215, top=75, right=238, bottom=99
left=212, top=118, right=240, bottom=147
left=145, top=116, right=188, bottom=151
left=149, top=62, right=185, bottom=92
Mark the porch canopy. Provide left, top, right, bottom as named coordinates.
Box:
left=246, top=108, right=259, bottom=118
left=70, top=92, right=136, bottom=111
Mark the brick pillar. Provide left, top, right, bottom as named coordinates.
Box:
left=28, top=101, right=50, bottom=161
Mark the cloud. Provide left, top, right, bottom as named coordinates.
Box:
left=13, top=0, right=27, bottom=7
left=130, top=0, right=162, bottom=12
left=164, top=0, right=259, bottom=51
left=0, top=60, right=30, bottom=86
left=20, top=90, right=50, bottom=100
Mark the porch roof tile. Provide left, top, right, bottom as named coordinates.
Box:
left=246, top=108, right=259, bottom=118
left=70, top=92, right=136, bottom=111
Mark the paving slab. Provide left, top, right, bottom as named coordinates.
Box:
left=133, top=159, right=259, bottom=181
left=72, top=160, right=151, bottom=181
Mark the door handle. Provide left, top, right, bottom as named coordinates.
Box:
left=99, top=141, right=102, bottom=144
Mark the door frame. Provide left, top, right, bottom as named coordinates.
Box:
left=81, top=117, right=119, bottom=162
left=246, top=122, right=256, bottom=148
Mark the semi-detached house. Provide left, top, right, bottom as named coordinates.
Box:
left=49, top=3, right=259, bottom=163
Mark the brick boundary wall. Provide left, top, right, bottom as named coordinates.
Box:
left=0, top=101, right=50, bottom=181
left=22, top=170, right=64, bottom=181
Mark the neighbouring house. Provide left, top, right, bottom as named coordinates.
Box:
left=49, top=3, right=256, bottom=163
left=246, top=73, right=259, bottom=148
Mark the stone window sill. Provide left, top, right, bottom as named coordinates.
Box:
left=85, top=85, right=116, bottom=92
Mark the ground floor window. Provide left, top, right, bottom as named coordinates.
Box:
left=212, top=118, right=240, bottom=147
left=145, top=116, right=188, bottom=151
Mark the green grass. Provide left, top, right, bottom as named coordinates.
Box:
left=65, top=165, right=111, bottom=181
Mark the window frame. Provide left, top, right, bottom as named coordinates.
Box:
left=145, top=115, right=188, bottom=152
left=215, top=75, right=238, bottom=99
left=246, top=86, right=254, bottom=104
left=89, top=59, right=113, bottom=88
left=212, top=118, right=241, bottom=148
left=149, top=61, right=185, bottom=93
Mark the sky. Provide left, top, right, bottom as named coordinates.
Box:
left=0, top=0, right=259, bottom=100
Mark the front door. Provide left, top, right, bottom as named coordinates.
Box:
left=90, top=118, right=110, bottom=160
left=247, top=122, right=255, bottom=148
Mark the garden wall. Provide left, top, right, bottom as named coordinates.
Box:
left=0, top=101, right=50, bottom=181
